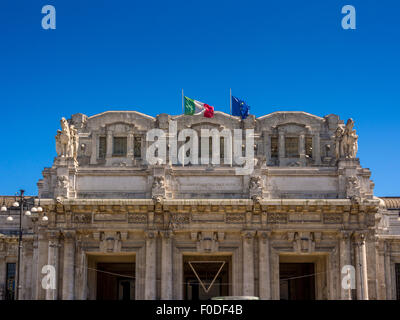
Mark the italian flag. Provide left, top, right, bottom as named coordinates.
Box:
left=184, top=96, right=214, bottom=118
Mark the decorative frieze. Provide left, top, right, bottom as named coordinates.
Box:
left=128, top=213, right=147, bottom=224
left=323, top=213, right=343, bottom=224
left=267, top=212, right=288, bottom=224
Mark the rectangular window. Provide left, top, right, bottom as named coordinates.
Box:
left=306, top=137, right=313, bottom=158
left=220, top=137, right=224, bottom=160
left=6, top=263, right=16, bottom=300
left=271, top=136, right=278, bottom=158
left=98, top=136, right=106, bottom=159
left=134, top=136, right=141, bottom=159
left=285, top=137, right=299, bottom=158
left=113, top=137, right=127, bottom=156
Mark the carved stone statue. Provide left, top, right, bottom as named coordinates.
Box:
left=57, top=175, right=69, bottom=189
left=346, top=176, right=362, bottom=203
left=341, top=119, right=358, bottom=159
left=249, top=176, right=262, bottom=190
left=152, top=176, right=165, bottom=189
left=69, top=125, right=79, bottom=160
left=334, top=126, right=344, bottom=160
left=334, top=119, right=358, bottom=159
left=55, top=117, right=79, bottom=160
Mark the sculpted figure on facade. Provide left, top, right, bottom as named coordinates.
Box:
left=57, top=175, right=69, bottom=189
left=249, top=176, right=262, bottom=190
left=152, top=176, right=166, bottom=199
left=346, top=176, right=362, bottom=203
left=69, top=125, right=79, bottom=160
left=334, top=126, right=344, bottom=160
left=55, top=117, right=79, bottom=160
left=341, top=119, right=358, bottom=159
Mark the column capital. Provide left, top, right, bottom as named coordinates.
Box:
left=257, top=231, right=271, bottom=240
left=241, top=230, right=256, bottom=239
left=352, top=232, right=366, bottom=243
left=145, top=230, right=158, bottom=240
left=63, top=230, right=76, bottom=241
left=160, top=230, right=174, bottom=239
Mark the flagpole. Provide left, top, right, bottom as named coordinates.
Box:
left=230, top=88, right=233, bottom=167
left=181, top=89, right=184, bottom=167
left=230, top=88, right=232, bottom=116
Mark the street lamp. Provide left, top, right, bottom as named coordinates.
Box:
left=1, top=190, right=46, bottom=300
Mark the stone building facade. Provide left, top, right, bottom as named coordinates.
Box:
left=1, top=110, right=400, bottom=300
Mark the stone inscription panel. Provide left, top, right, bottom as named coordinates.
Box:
left=177, top=176, right=243, bottom=193
left=77, top=176, right=147, bottom=192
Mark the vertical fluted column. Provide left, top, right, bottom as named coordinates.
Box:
left=339, top=231, right=352, bottom=300
left=127, top=133, right=134, bottom=159
left=46, top=233, right=59, bottom=300
left=313, top=132, right=321, bottom=165
left=278, top=130, right=285, bottom=162
left=354, top=233, right=369, bottom=300
left=242, top=231, right=255, bottom=296
left=144, top=231, right=157, bottom=300
left=258, top=231, right=271, bottom=300
left=264, top=132, right=271, bottom=163
left=35, top=232, right=48, bottom=300
left=106, top=131, right=113, bottom=158
left=160, top=231, right=173, bottom=300
left=62, top=231, right=75, bottom=300
left=90, top=132, right=98, bottom=164
left=299, top=134, right=305, bottom=163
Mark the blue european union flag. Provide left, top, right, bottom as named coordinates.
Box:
left=232, top=96, right=250, bottom=119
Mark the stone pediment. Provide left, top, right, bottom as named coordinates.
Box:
left=257, top=111, right=324, bottom=130
left=172, top=111, right=241, bottom=129
left=87, top=111, right=156, bottom=131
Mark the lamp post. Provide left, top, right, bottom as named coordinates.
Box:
left=1, top=190, right=46, bottom=300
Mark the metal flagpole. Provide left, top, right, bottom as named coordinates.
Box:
left=230, top=88, right=233, bottom=167
left=182, top=89, right=184, bottom=167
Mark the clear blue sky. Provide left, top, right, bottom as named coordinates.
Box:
left=0, top=0, right=399, bottom=196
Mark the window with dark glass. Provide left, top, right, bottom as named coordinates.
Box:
left=271, top=136, right=278, bottom=158
left=5, top=263, right=16, bottom=300
left=113, top=137, right=127, bottom=156
left=98, top=136, right=106, bottom=159
left=134, top=136, right=141, bottom=159
left=305, top=137, right=313, bottom=158
left=220, top=137, right=224, bottom=160
left=285, top=137, right=299, bottom=158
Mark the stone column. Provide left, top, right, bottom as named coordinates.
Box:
left=74, top=241, right=88, bottom=300
left=264, top=132, right=271, bottom=163
left=21, top=240, right=33, bottom=300
left=90, top=132, right=98, bottom=164
left=144, top=231, right=157, bottom=300
left=62, top=232, right=75, bottom=300
left=278, top=130, right=285, bottom=161
left=339, top=232, right=352, bottom=300
left=270, top=250, right=280, bottom=300
left=127, top=132, right=134, bottom=159
left=312, top=132, right=321, bottom=165
left=384, top=241, right=392, bottom=300
left=242, top=231, right=255, bottom=296
left=160, top=231, right=173, bottom=300
left=106, top=131, right=113, bottom=159
left=0, top=252, right=5, bottom=300
left=354, top=233, right=369, bottom=300
left=35, top=233, right=48, bottom=300
left=299, top=134, right=305, bottom=164
left=258, top=231, right=271, bottom=300
left=360, top=236, right=369, bottom=300
left=46, top=233, right=59, bottom=300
